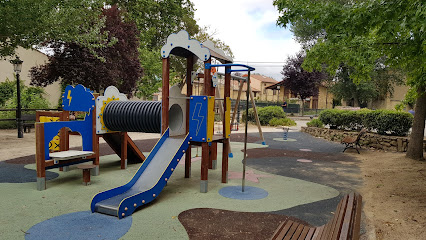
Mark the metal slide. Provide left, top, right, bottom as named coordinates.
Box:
left=91, top=129, right=190, bottom=218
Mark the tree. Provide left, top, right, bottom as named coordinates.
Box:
left=280, top=52, right=328, bottom=115
left=109, top=0, right=200, bottom=99
left=274, top=0, right=426, bottom=160
left=331, top=64, right=404, bottom=107
left=30, top=6, right=142, bottom=96
left=0, top=0, right=108, bottom=57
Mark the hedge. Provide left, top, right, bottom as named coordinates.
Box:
left=318, top=109, right=413, bottom=136
left=307, top=118, right=324, bottom=128
left=242, top=106, right=286, bottom=125
left=269, top=117, right=296, bottom=127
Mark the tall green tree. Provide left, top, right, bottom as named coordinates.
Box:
left=274, top=0, right=426, bottom=160
left=109, top=0, right=200, bottom=99
left=0, top=0, right=108, bottom=57
left=331, top=64, right=404, bottom=107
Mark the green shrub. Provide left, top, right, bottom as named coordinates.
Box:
left=307, top=118, right=324, bottom=128
left=0, top=85, right=50, bottom=129
left=269, top=117, right=296, bottom=126
left=242, top=106, right=286, bottom=125
left=319, top=109, right=344, bottom=129
left=318, top=108, right=413, bottom=136
left=0, top=78, right=15, bottom=106
left=375, top=110, right=413, bottom=136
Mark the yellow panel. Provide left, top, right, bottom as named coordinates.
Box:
left=39, top=116, right=60, bottom=122
left=100, top=96, right=120, bottom=131
left=225, top=97, right=231, bottom=138
left=206, top=96, right=215, bottom=142
left=39, top=116, right=61, bottom=151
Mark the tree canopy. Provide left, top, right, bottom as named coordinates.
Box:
left=330, top=63, right=404, bottom=108
left=30, top=6, right=142, bottom=96
left=0, top=0, right=108, bottom=57
left=273, top=0, right=425, bottom=160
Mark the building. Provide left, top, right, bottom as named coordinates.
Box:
left=266, top=81, right=334, bottom=110
left=0, top=47, right=61, bottom=107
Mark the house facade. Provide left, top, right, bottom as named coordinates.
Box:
left=0, top=47, right=61, bottom=107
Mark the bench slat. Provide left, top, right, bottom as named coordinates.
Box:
left=271, top=221, right=287, bottom=240
left=331, top=194, right=350, bottom=240
left=339, top=193, right=355, bottom=240
left=352, top=194, right=362, bottom=240
left=283, top=222, right=300, bottom=240
left=297, top=226, right=311, bottom=240
left=312, top=225, right=324, bottom=239
left=290, top=224, right=305, bottom=240
left=271, top=193, right=362, bottom=240
left=276, top=221, right=295, bottom=240
left=322, top=195, right=346, bottom=240
left=305, top=228, right=316, bottom=240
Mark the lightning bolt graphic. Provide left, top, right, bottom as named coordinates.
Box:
left=67, top=90, right=72, bottom=106
left=192, top=103, right=204, bottom=136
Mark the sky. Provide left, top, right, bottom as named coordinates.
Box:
left=191, top=0, right=301, bottom=81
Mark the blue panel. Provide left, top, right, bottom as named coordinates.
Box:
left=43, top=111, right=93, bottom=160
left=61, top=85, right=95, bottom=112
left=189, top=96, right=208, bottom=142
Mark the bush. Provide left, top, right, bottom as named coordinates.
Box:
left=374, top=110, right=413, bottom=136
left=307, top=118, right=324, bottom=128
left=0, top=84, right=50, bottom=129
left=0, top=78, right=15, bottom=106
left=242, top=106, right=286, bottom=125
left=269, top=117, right=296, bottom=126
left=318, top=108, right=413, bottom=136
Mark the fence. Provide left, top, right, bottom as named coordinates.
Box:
left=0, top=108, right=61, bottom=122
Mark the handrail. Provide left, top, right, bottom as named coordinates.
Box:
left=204, top=63, right=255, bottom=73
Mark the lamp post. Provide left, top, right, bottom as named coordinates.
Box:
left=10, top=56, right=23, bottom=138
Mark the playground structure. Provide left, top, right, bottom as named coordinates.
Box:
left=35, top=85, right=146, bottom=190
left=35, top=30, right=258, bottom=218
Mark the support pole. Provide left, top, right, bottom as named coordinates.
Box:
left=231, top=80, right=244, bottom=128
left=162, top=58, right=170, bottom=134
left=185, top=56, right=193, bottom=178
left=16, top=72, right=23, bottom=138
left=242, top=71, right=251, bottom=192
left=120, top=132, right=128, bottom=169
left=248, top=84, right=265, bottom=145
left=222, top=66, right=231, bottom=183
left=200, top=142, right=209, bottom=193
left=35, top=123, right=46, bottom=190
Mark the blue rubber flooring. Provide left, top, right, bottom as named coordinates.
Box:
left=0, top=162, right=58, bottom=183
left=26, top=211, right=132, bottom=240
left=219, top=186, right=268, bottom=200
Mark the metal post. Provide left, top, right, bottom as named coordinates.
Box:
left=242, top=70, right=250, bottom=192
left=16, top=72, right=23, bottom=138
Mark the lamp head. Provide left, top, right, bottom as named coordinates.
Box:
left=10, top=56, right=23, bottom=74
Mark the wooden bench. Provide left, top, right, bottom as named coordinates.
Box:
left=22, top=114, right=36, bottom=133
left=271, top=193, right=362, bottom=240
left=341, top=129, right=366, bottom=154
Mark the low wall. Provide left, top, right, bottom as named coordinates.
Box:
left=301, top=127, right=426, bottom=152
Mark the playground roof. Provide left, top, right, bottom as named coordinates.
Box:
left=202, top=40, right=233, bottom=64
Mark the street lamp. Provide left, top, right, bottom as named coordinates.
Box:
left=10, top=56, right=23, bottom=138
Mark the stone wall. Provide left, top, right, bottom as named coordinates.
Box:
left=301, top=127, right=426, bottom=152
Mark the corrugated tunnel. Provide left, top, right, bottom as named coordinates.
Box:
left=103, top=101, right=162, bottom=133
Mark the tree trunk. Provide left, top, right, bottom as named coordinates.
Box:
left=406, top=86, right=426, bottom=161
left=301, top=99, right=305, bottom=116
